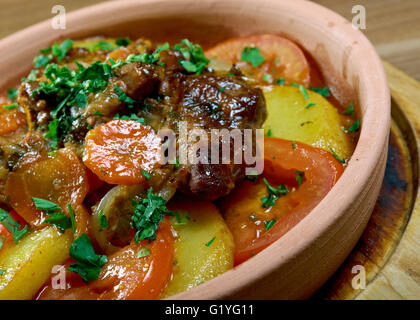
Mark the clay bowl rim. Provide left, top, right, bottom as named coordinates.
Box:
left=0, top=0, right=390, bottom=299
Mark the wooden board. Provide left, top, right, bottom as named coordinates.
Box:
left=315, top=61, right=420, bottom=300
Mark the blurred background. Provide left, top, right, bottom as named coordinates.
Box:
left=0, top=0, right=419, bottom=80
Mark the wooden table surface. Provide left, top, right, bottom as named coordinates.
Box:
left=0, top=0, right=419, bottom=81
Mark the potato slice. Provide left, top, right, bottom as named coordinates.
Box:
left=262, top=85, right=354, bottom=159
left=0, top=227, right=72, bottom=300
left=161, top=199, right=234, bottom=298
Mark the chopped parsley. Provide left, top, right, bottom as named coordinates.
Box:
left=34, top=39, right=73, bottom=68
left=31, top=197, right=73, bottom=234
left=290, top=83, right=309, bottom=100
left=140, top=169, right=151, bottom=180
left=275, top=77, right=285, bottom=85
left=343, top=103, right=354, bottom=116
left=137, top=247, right=151, bottom=258
left=68, top=233, right=108, bottom=283
left=114, top=85, right=135, bottom=108
left=329, top=147, right=346, bottom=164
left=263, top=73, right=272, bottom=83
left=174, top=39, right=209, bottom=75
left=260, top=178, right=288, bottom=208
left=0, top=209, right=29, bottom=243
left=127, top=42, right=169, bottom=65
left=0, top=270, right=5, bottom=275
left=131, top=187, right=177, bottom=243
left=292, top=141, right=296, bottom=149
left=205, top=236, right=216, bottom=247
left=264, top=219, right=276, bottom=231
left=91, top=41, right=115, bottom=52
left=218, top=86, right=225, bottom=93
left=174, top=157, right=180, bottom=169
left=310, top=87, right=330, bottom=97
left=114, top=113, right=145, bottom=125
left=116, top=37, right=131, bottom=47
left=305, top=103, right=316, bottom=109
left=34, top=61, right=113, bottom=149
left=7, top=88, right=18, bottom=100
left=98, top=210, right=108, bottom=232
left=266, top=129, right=272, bottom=137
left=2, top=103, right=18, bottom=110
left=347, top=118, right=360, bottom=133
left=240, top=47, right=265, bottom=67
left=296, top=170, right=305, bottom=187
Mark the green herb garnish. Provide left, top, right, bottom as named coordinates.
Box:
left=263, top=73, right=272, bottom=83
left=305, top=103, right=316, bottom=109
left=68, top=233, right=108, bottom=283
left=2, top=103, right=18, bottom=110
left=140, top=169, right=151, bottom=180
left=343, top=103, right=354, bottom=116
left=205, top=236, right=216, bottom=247
left=114, top=113, right=145, bottom=125
left=292, top=141, right=296, bottom=149
left=98, top=210, right=108, bottom=232
left=174, top=39, right=209, bottom=75
left=266, top=129, right=272, bottom=137
left=260, top=178, right=288, bottom=208
left=264, top=219, right=276, bottom=231
left=7, top=88, right=18, bottom=101
left=310, top=87, right=330, bottom=97
left=296, top=170, right=305, bottom=187
left=131, top=187, right=177, bottom=243
left=329, top=147, right=346, bottom=164
left=31, top=197, right=72, bottom=233
left=240, top=47, right=265, bottom=67
left=137, top=247, right=151, bottom=258
left=116, top=37, right=131, bottom=47
left=347, top=118, right=360, bottom=133
left=0, top=209, right=29, bottom=243
left=275, top=77, right=285, bottom=85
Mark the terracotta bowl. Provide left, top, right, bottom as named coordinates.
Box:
left=0, top=0, right=390, bottom=299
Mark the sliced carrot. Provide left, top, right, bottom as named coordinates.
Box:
left=0, top=95, right=26, bottom=136
left=83, top=119, right=162, bottom=185
left=4, top=148, right=88, bottom=228
left=206, top=34, right=310, bottom=86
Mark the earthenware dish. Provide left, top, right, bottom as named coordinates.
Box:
left=0, top=0, right=390, bottom=299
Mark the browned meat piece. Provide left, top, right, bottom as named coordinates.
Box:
left=158, top=72, right=266, bottom=200
left=114, top=62, right=160, bottom=100
left=160, top=73, right=266, bottom=130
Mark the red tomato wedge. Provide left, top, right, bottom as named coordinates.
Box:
left=4, top=148, right=88, bottom=229
left=0, top=210, right=28, bottom=251
left=83, top=119, right=162, bottom=185
left=220, top=138, right=344, bottom=265
left=36, top=219, right=174, bottom=300
left=0, top=95, right=26, bottom=136
left=206, top=34, right=310, bottom=86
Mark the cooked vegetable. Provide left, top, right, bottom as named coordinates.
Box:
left=0, top=227, right=72, bottom=300
left=161, top=199, right=234, bottom=298
left=83, top=119, right=162, bottom=185
left=5, top=148, right=88, bottom=229
left=205, top=34, right=310, bottom=86
left=37, top=219, right=174, bottom=300
left=0, top=95, right=26, bottom=136
left=262, top=85, right=355, bottom=159
left=221, top=138, right=344, bottom=265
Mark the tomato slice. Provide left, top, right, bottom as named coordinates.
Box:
left=5, top=148, right=88, bottom=229
left=0, top=210, right=28, bottom=251
left=220, top=138, right=344, bottom=265
left=206, top=34, right=310, bottom=86
left=83, top=119, right=162, bottom=185
left=36, top=219, right=174, bottom=300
